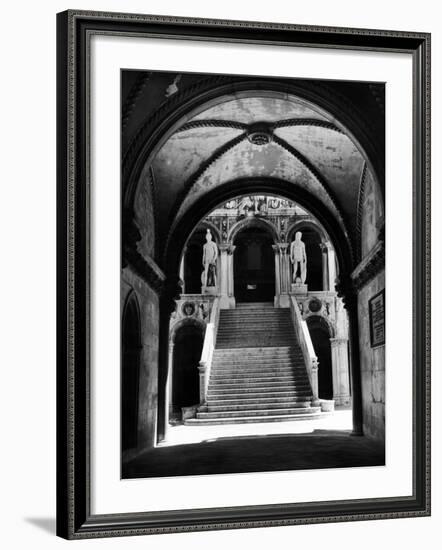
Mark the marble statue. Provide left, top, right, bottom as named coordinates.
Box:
left=290, top=231, right=307, bottom=283
left=201, top=229, right=218, bottom=287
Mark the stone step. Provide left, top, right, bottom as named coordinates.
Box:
left=196, top=407, right=321, bottom=419
left=184, top=412, right=321, bottom=425
left=234, top=302, right=275, bottom=308
left=208, top=382, right=311, bottom=391
left=212, top=361, right=304, bottom=369
left=206, top=397, right=311, bottom=412
left=219, top=320, right=291, bottom=324
left=213, top=353, right=303, bottom=361
left=220, top=311, right=290, bottom=316
left=207, top=399, right=311, bottom=409
left=209, top=374, right=303, bottom=384
left=207, top=401, right=312, bottom=412
left=208, top=388, right=310, bottom=397
left=207, top=393, right=311, bottom=404
left=207, top=389, right=311, bottom=399
left=217, top=327, right=293, bottom=333
left=216, top=342, right=294, bottom=348
left=213, top=354, right=302, bottom=362
left=217, top=336, right=293, bottom=341
left=212, top=376, right=308, bottom=383
left=212, top=366, right=305, bottom=375
left=211, top=374, right=308, bottom=381
left=213, top=346, right=296, bottom=353
left=219, top=320, right=288, bottom=324
left=216, top=336, right=294, bottom=342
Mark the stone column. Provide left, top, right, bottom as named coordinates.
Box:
left=330, top=337, right=351, bottom=406
left=219, top=244, right=230, bottom=309
left=272, top=244, right=281, bottom=307
left=166, top=341, right=174, bottom=419
left=228, top=245, right=236, bottom=307
left=320, top=242, right=329, bottom=291
left=179, top=253, right=185, bottom=293
left=338, top=285, right=363, bottom=436
left=273, top=243, right=290, bottom=307
left=157, top=277, right=181, bottom=443
left=327, top=243, right=337, bottom=291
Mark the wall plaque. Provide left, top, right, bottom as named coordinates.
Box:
left=369, top=289, right=385, bottom=347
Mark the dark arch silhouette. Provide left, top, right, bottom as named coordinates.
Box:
left=121, top=290, right=141, bottom=452
left=163, top=178, right=353, bottom=278
left=307, top=315, right=334, bottom=400
left=171, top=323, right=205, bottom=418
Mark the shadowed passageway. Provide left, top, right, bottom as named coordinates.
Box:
left=123, top=430, right=385, bottom=478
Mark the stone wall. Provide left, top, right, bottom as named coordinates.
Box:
left=361, top=168, right=384, bottom=258
left=357, top=270, right=385, bottom=441
left=133, top=164, right=156, bottom=260
left=122, top=266, right=160, bottom=451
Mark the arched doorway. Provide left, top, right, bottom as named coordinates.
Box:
left=172, top=323, right=204, bottom=418
left=122, top=291, right=141, bottom=451
left=307, top=316, right=333, bottom=400
left=233, top=226, right=275, bottom=303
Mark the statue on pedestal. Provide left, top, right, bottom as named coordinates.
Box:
left=201, top=229, right=218, bottom=287
left=290, top=231, right=307, bottom=284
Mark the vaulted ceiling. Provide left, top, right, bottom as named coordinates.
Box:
left=122, top=71, right=385, bottom=266
left=151, top=94, right=367, bottom=250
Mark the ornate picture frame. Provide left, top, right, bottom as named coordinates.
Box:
left=56, top=10, right=430, bottom=539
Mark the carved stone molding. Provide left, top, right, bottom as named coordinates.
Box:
left=351, top=240, right=385, bottom=291
left=124, top=247, right=166, bottom=295
left=122, top=208, right=166, bottom=294
left=122, top=72, right=152, bottom=131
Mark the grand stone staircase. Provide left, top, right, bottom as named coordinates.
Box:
left=185, top=303, right=321, bottom=425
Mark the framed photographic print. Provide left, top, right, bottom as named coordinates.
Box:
left=56, top=10, right=430, bottom=539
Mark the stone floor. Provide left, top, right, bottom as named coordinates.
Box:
left=123, top=411, right=385, bottom=479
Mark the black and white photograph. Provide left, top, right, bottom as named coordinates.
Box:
left=121, top=70, right=386, bottom=479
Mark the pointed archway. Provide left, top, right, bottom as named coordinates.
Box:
left=121, top=291, right=141, bottom=452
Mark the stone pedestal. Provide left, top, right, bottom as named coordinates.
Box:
left=202, top=285, right=218, bottom=296
left=290, top=283, right=308, bottom=296
left=330, top=337, right=351, bottom=406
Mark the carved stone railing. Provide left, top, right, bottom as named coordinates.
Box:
left=198, top=296, right=220, bottom=405
left=289, top=295, right=320, bottom=406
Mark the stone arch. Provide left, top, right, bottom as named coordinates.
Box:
left=187, top=219, right=221, bottom=245
left=169, top=316, right=206, bottom=344
left=287, top=219, right=328, bottom=244
left=305, top=311, right=336, bottom=338
left=228, top=215, right=279, bottom=245
left=163, top=177, right=353, bottom=283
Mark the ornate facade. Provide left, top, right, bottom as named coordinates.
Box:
left=169, top=194, right=351, bottom=415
